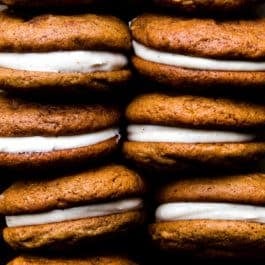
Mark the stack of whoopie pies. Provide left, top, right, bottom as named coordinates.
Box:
left=125, top=0, right=265, bottom=262
left=0, top=2, right=146, bottom=265
left=1, top=0, right=265, bottom=263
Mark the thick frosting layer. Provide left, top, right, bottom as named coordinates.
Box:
left=127, top=125, right=255, bottom=143
left=0, top=51, right=127, bottom=73
left=156, top=202, right=265, bottom=223
left=0, top=128, right=119, bottom=153
left=0, top=5, right=7, bottom=11
left=6, top=198, right=143, bottom=227
left=133, top=41, right=265, bottom=71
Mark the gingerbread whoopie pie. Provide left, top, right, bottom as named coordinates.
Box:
left=150, top=172, right=265, bottom=259
left=130, top=14, right=265, bottom=90
left=123, top=93, right=265, bottom=171
left=153, top=0, right=260, bottom=12
left=7, top=255, right=138, bottom=265
left=0, top=11, right=131, bottom=94
left=0, top=92, right=120, bottom=169
left=0, top=164, right=145, bottom=250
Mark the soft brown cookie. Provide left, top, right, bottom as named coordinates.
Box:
left=153, top=0, right=259, bottom=12
left=123, top=93, right=265, bottom=171
left=132, top=57, right=265, bottom=90
left=150, top=220, right=265, bottom=259
left=130, top=14, right=265, bottom=89
left=5, top=211, right=144, bottom=250
left=123, top=141, right=265, bottom=172
left=157, top=172, right=265, bottom=204
left=150, top=172, right=265, bottom=259
left=126, top=93, right=265, bottom=129
left=8, top=255, right=137, bottom=265
left=0, top=92, right=120, bottom=169
left=1, top=164, right=146, bottom=250
left=0, top=12, right=131, bottom=94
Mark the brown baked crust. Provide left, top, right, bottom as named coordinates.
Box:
left=0, top=137, right=118, bottom=169
left=131, top=14, right=265, bottom=59
left=7, top=255, right=137, bottom=265
left=157, top=173, right=265, bottom=204
left=4, top=210, right=144, bottom=250
left=0, top=13, right=130, bottom=52
left=150, top=220, right=265, bottom=258
left=154, top=0, right=256, bottom=12
left=123, top=141, right=265, bottom=171
left=0, top=94, right=120, bottom=136
left=132, top=56, right=265, bottom=90
left=126, top=93, right=265, bottom=129
left=0, top=68, right=132, bottom=94
left=0, top=164, right=145, bottom=215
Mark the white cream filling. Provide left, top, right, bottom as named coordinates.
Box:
left=132, top=40, right=265, bottom=71
left=6, top=198, right=143, bottom=227
left=127, top=125, right=255, bottom=143
left=0, top=128, right=119, bottom=153
left=0, top=51, right=128, bottom=73
left=156, top=202, right=265, bottom=223
left=0, top=5, right=7, bottom=11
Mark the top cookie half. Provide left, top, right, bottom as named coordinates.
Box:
left=0, top=12, right=131, bottom=94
